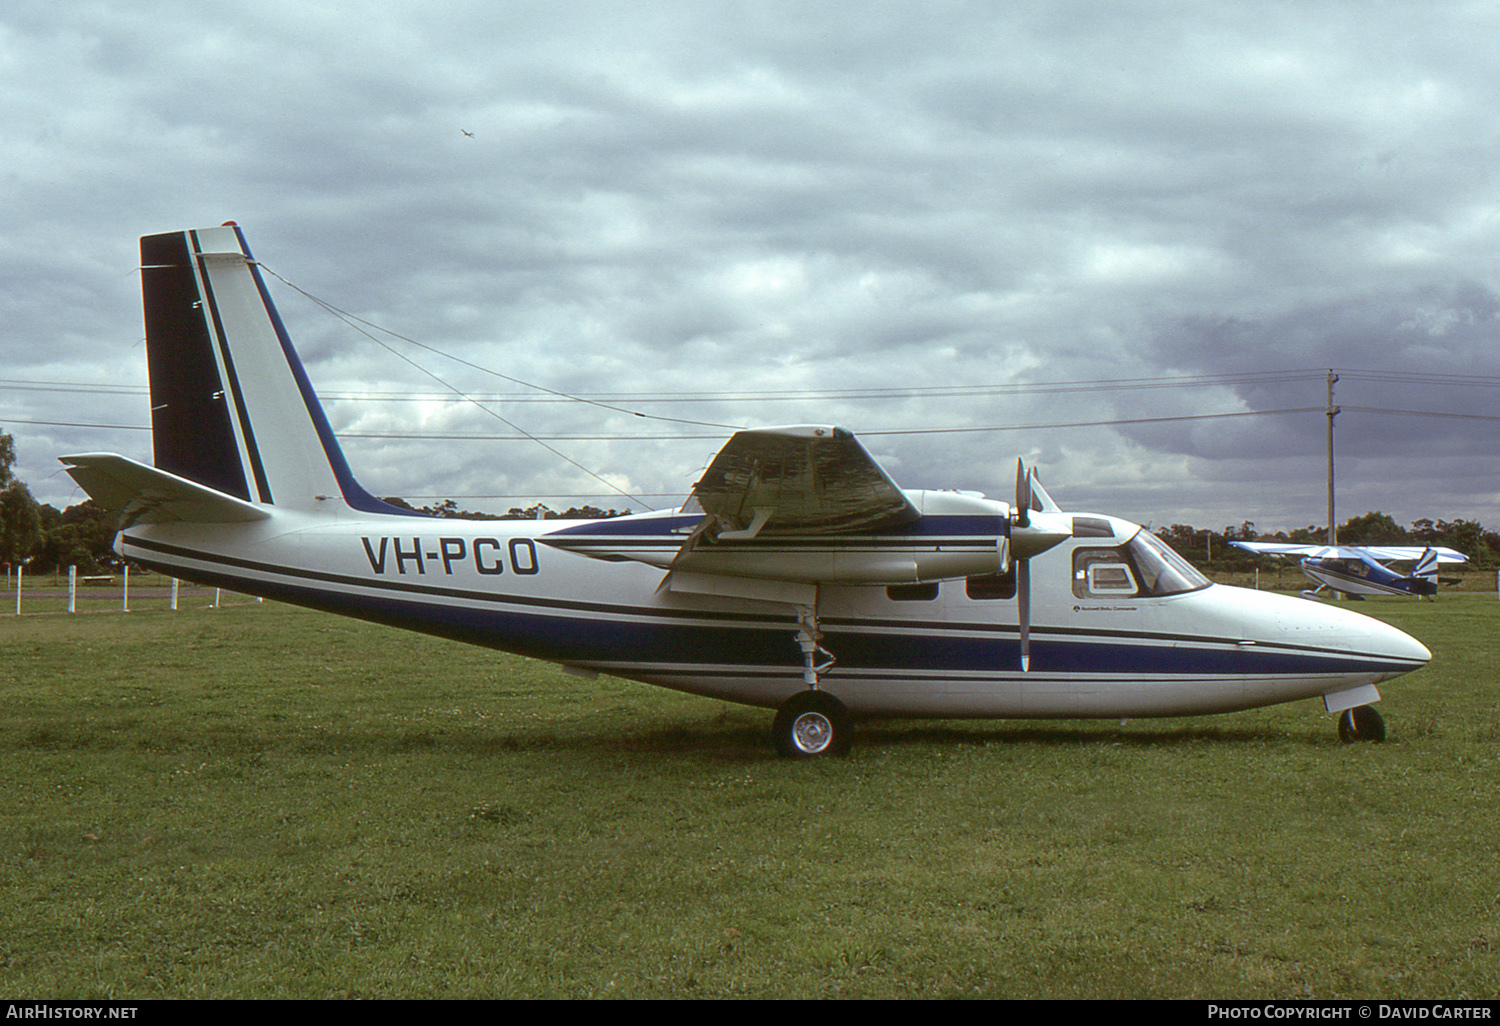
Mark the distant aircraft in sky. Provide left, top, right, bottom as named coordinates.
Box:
left=461, top=129, right=474, bottom=137
left=60, top=225, right=1431, bottom=754
left=1230, top=542, right=1468, bottom=601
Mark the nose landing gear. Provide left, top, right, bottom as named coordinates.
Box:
left=1337, top=704, right=1386, bottom=743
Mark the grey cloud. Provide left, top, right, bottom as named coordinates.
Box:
left=5, top=1, right=1500, bottom=534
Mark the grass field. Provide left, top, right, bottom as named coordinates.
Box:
left=2, top=590, right=1497, bottom=998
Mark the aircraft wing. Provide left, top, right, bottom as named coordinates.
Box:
left=1230, top=541, right=1467, bottom=564
left=1230, top=542, right=1347, bottom=560
left=544, top=425, right=1023, bottom=587
left=60, top=453, right=271, bottom=525
left=1357, top=545, right=1467, bottom=564
left=689, top=425, right=920, bottom=537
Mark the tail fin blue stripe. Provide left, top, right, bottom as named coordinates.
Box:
left=141, top=225, right=423, bottom=518
left=228, top=226, right=414, bottom=516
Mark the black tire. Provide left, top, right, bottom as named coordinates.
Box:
left=1337, top=705, right=1386, bottom=743
left=772, top=691, right=852, bottom=758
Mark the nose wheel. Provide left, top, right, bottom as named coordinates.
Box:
left=772, top=690, right=852, bottom=758
left=1337, top=704, right=1386, bottom=743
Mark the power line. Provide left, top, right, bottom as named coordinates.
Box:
left=3, top=418, right=150, bottom=432
left=10, top=369, right=1497, bottom=443
left=253, top=264, right=684, bottom=510
left=10, top=366, right=1500, bottom=406
left=0, top=368, right=1335, bottom=404
left=1340, top=370, right=1500, bottom=389
left=256, top=265, right=741, bottom=432
left=0, top=405, right=1351, bottom=439
left=1342, top=405, right=1500, bottom=423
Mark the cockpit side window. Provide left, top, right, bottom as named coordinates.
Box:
left=1130, top=530, right=1210, bottom=595
left=1327, top=558, right=1374, bottom=579
left=1073, top=548, right=1137, bottom=597
left=1072, top=531, right=1210, bottom=599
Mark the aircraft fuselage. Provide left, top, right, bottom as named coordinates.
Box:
left=1300, top=556, right=1437, bottom=598
left=117, top=506, right=1429, bottom=720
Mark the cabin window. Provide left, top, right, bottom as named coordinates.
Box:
left=965, top=571, right=1017, bottom=600
left=886, top=582, right=939, bottom=601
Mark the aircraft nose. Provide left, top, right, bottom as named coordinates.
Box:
left=1363, top=616, right=1431, bottom=668
left=1233, top=586, right=1430, bottom=677
left=1282, top=599, right=1430, bottom=674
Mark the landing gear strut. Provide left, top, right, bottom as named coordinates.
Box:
left=772, top=690, right=852, bottom=758
left=794, top=602, right=835, bottom=686
left=1337, top=704, right=1386, bottom=743
left=774, top=600, right=850, bottom=757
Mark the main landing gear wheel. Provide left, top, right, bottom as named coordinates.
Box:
left=1337, top=704, right=1386, bottom=744
left=772, top=691, right=852, bottom=758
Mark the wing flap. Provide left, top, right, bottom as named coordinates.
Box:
left=60, top=453, right=271, bottom=525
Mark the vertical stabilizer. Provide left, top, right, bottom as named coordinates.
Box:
left=140, top=225, right=402, bottom=515
left=1412, top=548, right=1439, bottom=582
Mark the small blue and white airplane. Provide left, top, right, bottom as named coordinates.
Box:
left=61, top=224, right=1430, bottom=755
left=1229, top=542, right=1468, bottom=601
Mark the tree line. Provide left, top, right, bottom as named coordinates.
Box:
left=1158, top=511, right=1499, bottom=570
left=378, top=497, right=631, bottom=521
left=3, top=431, right=1494, bottom=575
left=0, top=432, right=631, bottom=576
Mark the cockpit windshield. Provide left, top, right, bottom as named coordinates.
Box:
left=1128, top=530, right=1211, bottom=596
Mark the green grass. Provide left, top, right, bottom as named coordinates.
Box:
left=2, top=595, right=1498, bottom=998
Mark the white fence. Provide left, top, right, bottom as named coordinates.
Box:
left=2, top=566, right=261, bottom=615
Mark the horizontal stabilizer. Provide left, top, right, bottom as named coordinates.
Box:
left=60, top=453, right=271, bottom=525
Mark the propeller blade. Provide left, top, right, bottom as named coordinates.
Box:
left=1015, top=459, right=1031, bottom=528
left=1014, top=458, right=1035, bottom=672
left=1017, top=556, right=1031, bottom=673
left=1011, top=456, right=1064, bottom=673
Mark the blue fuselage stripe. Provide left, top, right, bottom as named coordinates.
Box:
left=121, top=535, right=1421, bottom=681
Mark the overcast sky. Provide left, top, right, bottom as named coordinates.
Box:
left=5, top=0, right=1500, bottom=534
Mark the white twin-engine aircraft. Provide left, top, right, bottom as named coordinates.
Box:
left=1230, top=541, right=1468, bottom=601
left=61, top=225, right=1431, bottom=756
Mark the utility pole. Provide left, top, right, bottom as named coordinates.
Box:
left=1326, top=369, right=1339, bottom=545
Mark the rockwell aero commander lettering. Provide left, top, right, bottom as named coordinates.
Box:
left=61, top=225, right=1430, bottom=756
